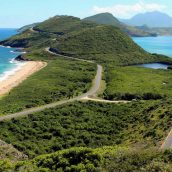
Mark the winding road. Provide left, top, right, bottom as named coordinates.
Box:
left=0, top=48, right=129, bottom=122
left=1, top=44, right=169, bottom=151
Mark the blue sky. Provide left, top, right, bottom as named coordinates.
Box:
left=0, top=0, right=172, bottom=28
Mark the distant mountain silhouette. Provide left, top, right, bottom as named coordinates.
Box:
left=84, top=13, right=156, bottom=36
left=120, top=11, right=172, bottom=27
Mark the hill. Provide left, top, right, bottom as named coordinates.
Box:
left=1, top=14, right=172, bottom=171
left=1, top=15, right=170, bottom=66
left=18, top=23, right=38, bottom=32
left=34, top=15, right=98, bottom=34
left=84, top=13, right=157, bottom=37
left=136, top=25, right=172, bottom=36
left=51, top=25, right=144, bottom=55
left=121, top=11, right=172, bottom=27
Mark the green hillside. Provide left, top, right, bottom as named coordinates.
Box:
left=1, top=15, right=170, bottom=66
left=1, top=14, right=172, bottom=171
left=0, top=100, right=171, bottom=157
left=84, top=13, right=122, bottom=27
left=84, top=13, right=157, bottom=37
left=1, top=146, right=172, bottom=171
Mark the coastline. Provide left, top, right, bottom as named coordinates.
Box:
left=0, top=61, right=47, bottom=96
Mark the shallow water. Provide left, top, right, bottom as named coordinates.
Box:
left=0, top=28, right=22, bottom=80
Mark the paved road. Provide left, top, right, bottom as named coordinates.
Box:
left=0, top=50, right=102, bottom=121
left=0, top=48, right=129, bottom=121
left=45, top=47, right=94, bottom=63
left=160, top=129, right=172, bottom=149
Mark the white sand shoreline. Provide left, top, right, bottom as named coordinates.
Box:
left=0, top=61, right=47, bottom=96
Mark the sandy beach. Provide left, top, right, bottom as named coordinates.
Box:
left=0, top=61, right=47, bottom=96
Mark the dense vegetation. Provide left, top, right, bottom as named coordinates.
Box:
left=0, top=55, right=96, bottom=114
left=1, top=15, right=171, bottom=66
left=1, top=146, right=172, bottom=171
left=104, top=66, right=172, bottom=100
left=0, top=100, right=171, bottom=158
left=52, top=25, right=144, bottom=55
left=34, top=16, right=98, bottom=34
left=1, top=15, right=172, bottom=171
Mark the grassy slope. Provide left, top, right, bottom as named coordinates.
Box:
left=84, top=13, right=122, bottom=27
left=51, top=25, right=166, bottom=66
left=55, top=25, right=144, bottom=55
left=104, top=66, right=172, bottom=100
left=34, top=16, right=98, bottom=34
left=0, top=55, right=96, bottom=114
left=0, top=15, right=172, bottom=170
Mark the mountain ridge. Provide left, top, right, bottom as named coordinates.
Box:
left=84, top=13, right=157, bottom=37
left=120, top=11, right=172, bottom=27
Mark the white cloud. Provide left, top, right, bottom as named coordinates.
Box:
left=92, top=0, right=166, bottom=18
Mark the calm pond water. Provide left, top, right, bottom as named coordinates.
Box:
left=137, top=63, right=168, bottom=69
left=133, top=36, right=172, bottom=69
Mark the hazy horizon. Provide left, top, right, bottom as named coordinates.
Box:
left=0, top=0, right=172, bottom=28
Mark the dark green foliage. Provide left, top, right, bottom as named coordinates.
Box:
left=168, top=65, right=172, bottom=70
left=84, top=13, right=122, bottom=27
left=0, top=30, right=54, bottom=50
left=33, top=147, right=102, bottom=171
left=0, top=56, right=96, bottom=114
left=0, top=100, right=171, bottom=158
left=54, top=25, right=144, bottom=55
left=1, top=147, right=172, bottom=171
left=34, top=15, right=98, bottom=34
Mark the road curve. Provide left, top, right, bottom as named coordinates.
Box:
left=0, top=51, right=102, bottom=121
left=160, top=129, right=172, bottom=149
left=0, top=48, right=129, bottom=121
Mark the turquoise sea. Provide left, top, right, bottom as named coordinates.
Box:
left=0, top=31, right=172, bottom=79
left=0, top=29, right=22, bottom=80
left=133, top=36, right=172, bottom=57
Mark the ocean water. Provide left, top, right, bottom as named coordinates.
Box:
left=0, top=29, right=24, bottom=81
left=133, top=36, right=172, bottom=57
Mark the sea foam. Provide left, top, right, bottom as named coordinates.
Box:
left=0, top=58, right=26, bottom=81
